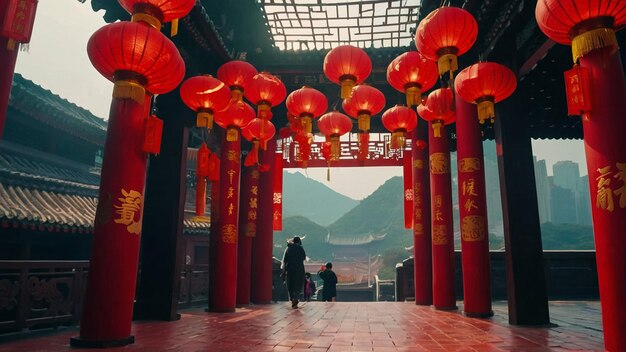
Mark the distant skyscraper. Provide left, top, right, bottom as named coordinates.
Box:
left=550, top=185, right=577, bottom=224
left=534, top=157, right=551, bottom=223
left=553, top=161, right=580, bottom=191
left=578, top=176, right=593, bottom=226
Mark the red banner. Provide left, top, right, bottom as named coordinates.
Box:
left=403, top=148, right=413, bottom=229
left=273, top=151, right=283, bottom=230
left=564, top=65, right=591, bottom=117
left=1, top=0, right=38, bottom=43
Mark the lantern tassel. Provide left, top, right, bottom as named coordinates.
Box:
left=340, top=78, right=356, bottom=99
left=405, top=86, right=422, bottom=107
left=170, top=19, right=179, bottom=37
left=330, top=135, right=340, bottom=160
left=437, top=54, right=458, bottom=77
left=357, top=113, right=371, bottom=132
left=432, top=121, right=442, bottom=138
left=226, top=127, right=239, bottom=142
left=258, top=102, right=271, bottom=119
left=390, top=131, right=405, bottom=149
left=327, top=162, right=331, bottom=181
left=7, top=39, right=16, bottom=51
left=572, top=27, right=617, bottom=63
left=244, top=140, right=260, bottom=167
left=477, top=99, right=495, bottom=124
left=231, top=88, right=243, bottom=102
left=358, top=132, right=369, bottom=161
left=197, top=111, right=214, bottom=129
left=301, top=116, right=312, bottom=134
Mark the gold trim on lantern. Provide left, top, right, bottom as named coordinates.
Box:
left=257, top=101, right=271, bottom=119
left=231, top=87, right=244, bottom=102
left=405, top=85, right=422, bottom=107
left=476, top=97, right=495, bottom=124
left=131, top=13, right=162, bottom=31
left=572, top=27, right=617, bottom=63
left=357, top=113, right=371, bottom=132
left=330, top=135, right=340, bottom=160
left=432, top=120, right=443, bottom=138
left=196, top=111, right=214, bottom=129
left=113, top=80, right=145, bottom=104
left=437, top=53, right=458, bottom=77
left=301, top=115, right=313, bottom=134
left=226, top=127, right=239, bottom=142
left=6, top=38, right=16, bottom=51
left=340, top=78, right=356, bottom=99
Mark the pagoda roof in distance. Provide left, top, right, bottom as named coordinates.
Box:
left=326, top=232, right=386, bottom=246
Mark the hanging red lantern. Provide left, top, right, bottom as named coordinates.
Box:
left=242, top=118, right=276, bottom=166
left=536, top=0, right=626, bottom=63
left=382, top=105, right=418, bottom=149
left=88, top=21, right=185, bottom=100
left=180, top=75, right=231, bottom=129
left=217, top=60, right=258, bottom=102
left=195, top=142, right=210, bottom=217
left=214, top=100, right=256, bottom=143
left=286, top=86, right=328, bottom=134
left=117, top=0, right=195, bottom=35
left=244, top=72, right=286, bottom=119
left=141, top=114, right=163, bottom=154
left=278, top=126, right=292, bottom=139
left=1, top=0, right=38, bottom=49
left=342, top=85, right=385, bottom=160
left=208, top=152, right=220, bottom=182
left=418, top=88, right=456, bottom=138
left=454, top=62, right=517, bottom=124
left=317, top=111, right=352, bottom=160
left=323, top=45, right=372, bottom=99
left=387, top=51, right=439, bottom=106
left=415, top=7, right=478, bottom=78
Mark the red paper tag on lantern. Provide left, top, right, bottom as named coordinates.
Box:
left=564, top=65, right=591, bottom=116
left=1, top=0, right=38, bottom=43
left=142, top=115, right=163, bottom=154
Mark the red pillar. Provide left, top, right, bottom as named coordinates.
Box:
left=195, top=176, right=207, bottom=216
left=429, top=122, right=456, bottom=310
left=236, top=167, right=259, bottom=305
left=72, top=95, right=150, bottom=347
left=210, top=129, right=241, bottom=312
left=411, top=128, right=432, bottom=305
left=455, top=97, right=492, bottom=317
left=403, top=148, right=414, bottom=229
left=0, top=36, right=18, bottom=139
left=251, top=138, right=276, bottom=304
left=579, top=46, right=626, bottom=352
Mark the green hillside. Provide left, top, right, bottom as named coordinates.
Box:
left=540, top=223, right=595, bottom=250
left=283, top=171, right=359, bottom=226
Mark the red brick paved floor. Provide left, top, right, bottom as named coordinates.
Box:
left=0, top=301, right=604, bottom=351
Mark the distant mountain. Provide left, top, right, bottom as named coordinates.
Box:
left=540, top=222, right=595, bottom=250
left=273, top=215, right=331, bottom=261
left=283, top=171, right=359, bottom=226
left=327, top=176, right=413, bottom=255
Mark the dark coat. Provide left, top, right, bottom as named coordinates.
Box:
left=282, top=243, right=306, bottom=299
left=318, top=269, right=338, bottom=301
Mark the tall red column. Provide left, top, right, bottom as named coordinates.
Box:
left=403, top=148, right=414, bottom=229
left=210, top=129, right=242, bottom=312
left=251, top=138, right=277, bottom=304
left=429, top=123, right=456, bottom=310
left=236, top=167, right=259, bottom=305
left=73, top=95, right=150, bottom=346
left=411, top=127, right=432, bottom=305
left=579, top=46, right=626, bottom=352
left=0, top=36, right=18, bottom=139
left=455, top=97, right=492, bottom=317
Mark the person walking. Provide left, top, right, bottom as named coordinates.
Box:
left=281, top=236, right=306, bottom=309
left=303, top=272, right=316, bottom=301
left=317, top=262, right=338, bottom=302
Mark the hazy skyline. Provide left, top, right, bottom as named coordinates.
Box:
left=14, top=1, right=589, bottom=200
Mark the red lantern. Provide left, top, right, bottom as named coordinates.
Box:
left=242, top=118, right=276, bottom=166
left=1, top=0, right=38, bottom=48
left=317, top=111, right=352, bottom=160
left=180, top=75, right=231, bottom=129
left=88, top=21, right=185, bottom=100
left=387, top=51, right=439, bottom=106
left=418, top=88, right=456, bottom=138
left=536, top=0, right=626, bottom=63
left=381, top=105, right=418, bottom=149
left=195, top=143, right=210, bottom=217
left=415, top=7, right=478, bottom=77
left=323, top=45, right=372, bottom=99
left=294, top=132, right=313, bottom=165
left=217, top=60, right=258, bottom=102
left=244, top=72, right=286, bottom=119
left=286, top=86, right=328, bottom=134
left=454, top=62, right=517, bottom=124
left=118, top=0, right=195, bottom=32
left=342, top=85, right=385, bottom=160
left=278, top=126, right=292, bottom=139
left=214, top=100, right=256, bottom=143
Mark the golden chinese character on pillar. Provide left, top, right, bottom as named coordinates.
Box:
left=461, top=215, right=486, bottom=242
left=614, top=162, right=626, bottom=209
left=113, top=189, right=143, bottom=234
left=227, top=150, right=240, bottom=163
left=432, top=224, right=447, bottom=245
left=596, top=166, right=615, bottom=212
left=222, top=224, right=237, bottom=244
left=227, top=186, right=234, bottom=199
left=251, top=185, right=258, bottom=196
left=464, top=199, right=478, bottom=212
left=228, top=203, right=234, bottom=215
left=462, top=178, right=478, bottom=196
left=459, top=157, right=480, bottom=172
left=414, top=223, right=424, bottom=235
left=430, top=153, right=450, bottom=174
left=227, top=169, right=236, bottom=184
left=249, top=197, right=258, bottom=209
left=248, top=209, right=257, bottom=221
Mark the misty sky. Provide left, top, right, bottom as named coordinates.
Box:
left=14, top=0, right=589, bottom=200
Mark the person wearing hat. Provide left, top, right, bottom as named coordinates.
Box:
left=281, top=236, right=306, bottom=308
